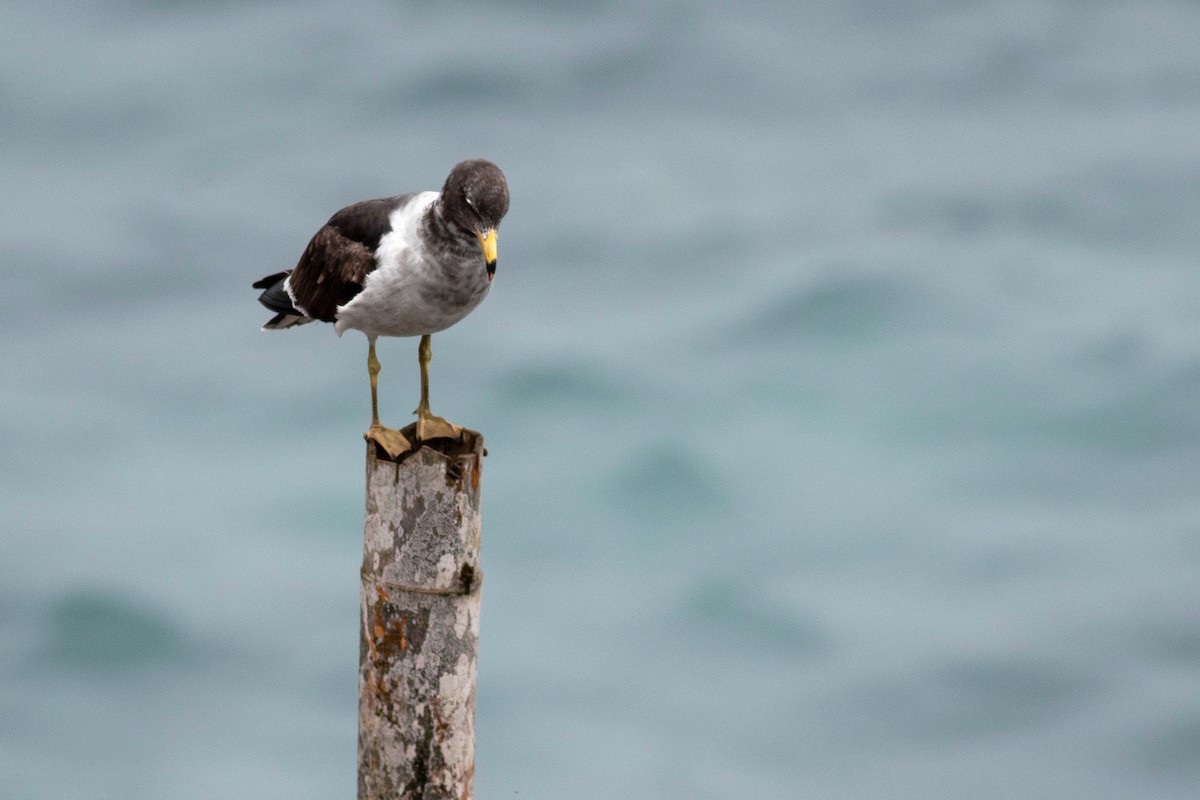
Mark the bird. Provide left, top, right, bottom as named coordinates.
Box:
left=253, top=159, right=509, bottom=457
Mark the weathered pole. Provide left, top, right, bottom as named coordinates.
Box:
left=358, top=424, right=485, bottom=799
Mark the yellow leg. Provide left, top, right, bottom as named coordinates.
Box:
left=368, top=339, right=382, bottom=428
left=415, top=334, right=432, bottom=419
left=412, top=334, right=462, bottom=441
left=363, top=337, right=412, bottom=458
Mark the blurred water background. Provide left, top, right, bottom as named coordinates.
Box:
left=2, top=0, right=1199, bottom=797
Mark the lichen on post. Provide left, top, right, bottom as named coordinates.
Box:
left=358, top=423, right=485, bottom=800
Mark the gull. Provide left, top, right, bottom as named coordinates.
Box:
left=254, top=159, right=509, bottom=456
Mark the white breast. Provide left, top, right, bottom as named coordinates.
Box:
left=334, top=191, right=487, bottom=338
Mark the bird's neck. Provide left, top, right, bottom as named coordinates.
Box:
left=423, top=198, right=478, bottom=257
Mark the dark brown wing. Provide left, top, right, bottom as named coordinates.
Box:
left=286, top=225, right=375, bottom=322
left=286, top=195, right=414, bottom=323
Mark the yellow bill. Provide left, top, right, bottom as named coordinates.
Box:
left=477, top=228, right=498, bottom=278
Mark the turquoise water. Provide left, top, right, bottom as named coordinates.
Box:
left=3, top=1, right=1199, bottom=797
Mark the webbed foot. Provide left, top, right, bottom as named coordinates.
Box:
left=414, top=414, right=463, bottom=442
left=365, top=423, right=414, bottom=459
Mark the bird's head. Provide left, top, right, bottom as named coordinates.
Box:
left=442, top=159, right=509, bottom=280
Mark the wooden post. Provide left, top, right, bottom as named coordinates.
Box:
left=358, top=424, right=485, bottom=800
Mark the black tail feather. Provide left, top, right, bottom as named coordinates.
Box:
left=252, top=270, right=289, bottom=290
left=254, top=270, right=312, bottom=330
left=254, top=271, right=299, bottom=314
